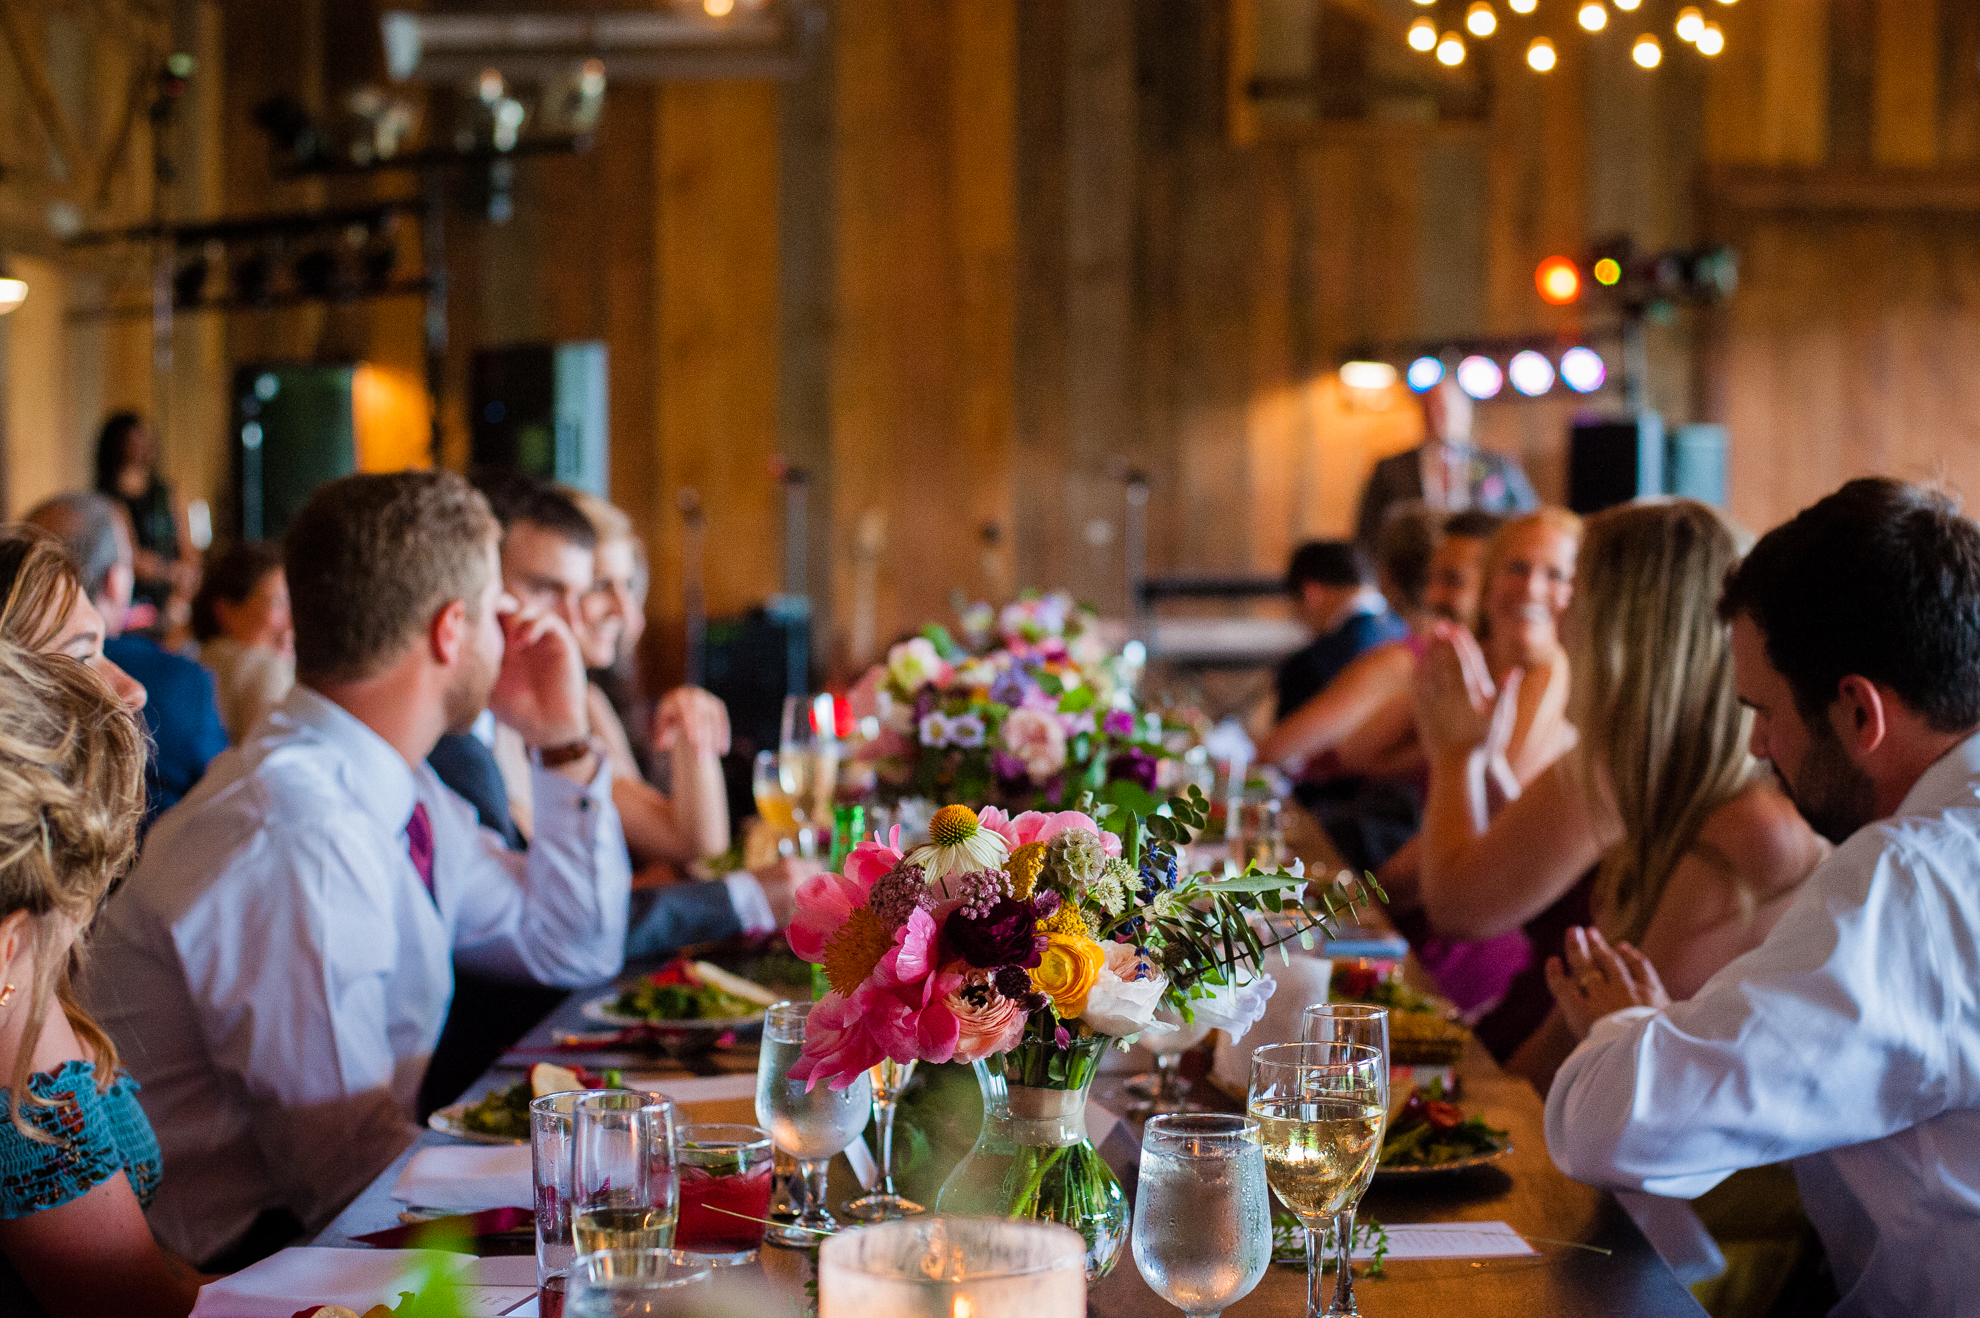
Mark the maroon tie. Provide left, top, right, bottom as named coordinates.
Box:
left=406, top=801, right=436, bottom=900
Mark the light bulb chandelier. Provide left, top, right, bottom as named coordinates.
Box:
left=1403, top=0, right=1729, bottom=73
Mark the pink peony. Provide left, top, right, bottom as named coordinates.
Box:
left=790, top=907, right=964, bottom=1090
left=785, top=832, right=902, bottom=963
left=946, top=968, right=1030, bottom=1063
left=979, top=807, right=1123, bottom=859
left=1001, top=708, right=1067, bottom=782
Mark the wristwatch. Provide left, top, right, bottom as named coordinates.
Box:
left=535, top=734, right=600, bottom=769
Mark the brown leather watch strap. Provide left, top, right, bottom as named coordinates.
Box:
left=536, top=736, right=599, bottom=768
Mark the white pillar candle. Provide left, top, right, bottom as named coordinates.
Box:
left=819, top=1217, right=1086, bottom=1318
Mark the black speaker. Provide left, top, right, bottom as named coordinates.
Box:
left=1568, top=412, right=1665, bottom=514
left=469, top=341, right=609, bottom=494
left=702, top=599, right=812, bottom=828
left=1667, top=423, right=1728, bottom=507
left=231, top=364, right=357, bottom=541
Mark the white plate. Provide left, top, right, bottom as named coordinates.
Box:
left=579, top=994, right=761, bottom=1032
left=1374, top=1141, right=1513, bottom=1178
left=428, top=1100, right=528, bottom=1146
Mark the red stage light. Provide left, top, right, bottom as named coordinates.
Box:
left=1536, top=256, right=1581, bottom=305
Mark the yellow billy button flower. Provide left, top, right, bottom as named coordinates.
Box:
left=907, top=803, right=1010, bottom=888
left=1007, top=841, right=1047, bottom=899
left=1038, top=900, right=1093, bottom=939
left=1032, top=932, right=1106, bottom=1019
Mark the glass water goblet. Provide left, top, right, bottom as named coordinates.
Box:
left=754, top=1001, right=872, bottom=1247
left=1248, top=1043, right=1388, bottom=1318
left=845, top=1058, right=925, bottom=1221
left=1124, top=1018, right=1215, bottom=1113
left=572, top=1093, right=678, bottom=1257
left=1132, top=1114, right=1272, bottom=1318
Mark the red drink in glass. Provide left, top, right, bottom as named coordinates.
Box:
left=677, top=1158, right=774, bottom=1253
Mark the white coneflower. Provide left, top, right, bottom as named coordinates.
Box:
left=907, top=804, right=1010, bottom=889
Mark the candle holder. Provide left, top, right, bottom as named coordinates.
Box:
left=819, top=1217, right=1087, bottom=1318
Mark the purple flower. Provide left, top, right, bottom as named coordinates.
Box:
left=944, top=896, right=1048, bottom=970
left=989, top=670, right=1032, bottom=708
left=949, top=869, right=1011, bottom=920
left=1108, top=747, right=1159, bottom=791
left=868, top=862, right=935, bottom=929
left=994, top=965, right=1049, bottom=1013
left=1103, top=709, right=1136, bottom=739
left=990, top=750, right=1029, bottom=783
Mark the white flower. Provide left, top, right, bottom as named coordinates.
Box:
left=953, top=659, right=998, bottom=690
left=1059, top=709, right=1097, bottom=737
left=949, top=712, right=987, bottom=749
left=887, top=637, right=947, bottom=691
left=919, top=712, right=955, bottom=747
left=1080, top=942, right=1173, bottom=1039
left=1178, top=973, right=1277, bottom=1044
left=876, top=688, right=914, bottom=735
left=906, top=804, right=1011, bottom=887
left=1002, top=707, right=1068, bottom=781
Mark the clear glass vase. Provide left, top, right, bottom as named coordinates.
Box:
left=932, top=1043, right=1129, bottom=1281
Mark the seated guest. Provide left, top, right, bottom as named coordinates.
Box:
left=190, top=542, right=294, bottom=743
left=1355, top=376, right=1536, bottom=549
left=567, top=489, right=658, bottom=783
left=24, top=495, right=225, bottom=818
left=1275, top=541, right=1407, bottom=719
left=0, top=642, right=201, bottom=1318
left=1413, top=500, right=1824, bottom=1086
left=1547, top=479, right=1980, bottom=1313
left=0, top=531, right=147, bottom=709
left=1370, top=502, right=1437, bottom=628
left=1338, top=508, right=1580, bottom=785
left=81, top=471, right=631, bottom=1269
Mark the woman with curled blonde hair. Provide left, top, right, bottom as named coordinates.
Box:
left=1412, top=499, right=1826, bottom=1090
left=0, top=640, right=200, bottom=1316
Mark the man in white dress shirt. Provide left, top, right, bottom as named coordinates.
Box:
left=1544, top=478, right=1980, bottom=1317
left=81, top=471, right=631, bottom=1269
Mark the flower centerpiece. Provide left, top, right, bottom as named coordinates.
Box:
left=848, top=590, right=1198, bottom=811
left=784, top=787, right=1375, bottom=1279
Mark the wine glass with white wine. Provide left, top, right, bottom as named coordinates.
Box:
left=1247, top=1043, right=1387, bottom=1318
left=845, top=1059, right=925, bottom=1221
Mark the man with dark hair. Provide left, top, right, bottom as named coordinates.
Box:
left=1276, top=540, right=1408, bottom=719
left=1354, top=377, right=1536, bottom=549
left=1545, top=477, right=1980, bottom=1314
left=25, top=492, right=226, bottom=817
left=83, top=471, right=630, bottom=1269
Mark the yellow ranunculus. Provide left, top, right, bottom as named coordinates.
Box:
left=1032, top=932, right=1106, bottom=1019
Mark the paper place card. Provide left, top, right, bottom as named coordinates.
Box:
left=1355, top=1222, right=1540, bottom=1261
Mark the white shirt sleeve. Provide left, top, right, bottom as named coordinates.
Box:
left=1546, top=829, right=1962, bottom=1198
left=446, top=756, right=632, bottom=986
left=722, top=871, right=778, bottom=936
left=169, top=825, right=421, bottom=1230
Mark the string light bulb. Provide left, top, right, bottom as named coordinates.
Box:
left=1527, top=36, right=1557, bottom=70
left=1696, top=21, right=1725, bottom=54
left=1614, top=0, right=1640, bottom=9
left=1509, top=0, right=1537, bottom=10
left=1437, top=31, right=1467, bottom=65
left=1466, top=2, right=1497, bottom=38
left=1408, top=17, right=1438, bottom=51
left=1578, top=3, right=1609, bottom=32
left=1675, top=6, right=1704, bottom=41
left=1632, top=33, right=1662, bottom=67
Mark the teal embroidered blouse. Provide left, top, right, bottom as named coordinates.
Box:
left=0, top=1059, right=162, bottom=1219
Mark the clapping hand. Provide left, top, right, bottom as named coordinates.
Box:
left=1414, top=623, right=1501, bottom=757
left=653, top=686, right=732, bottom=757
left=1546, top=926, right=1671, bottom=1039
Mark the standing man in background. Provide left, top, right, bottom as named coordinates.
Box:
left=1356, top=376, right=1537, bottom=550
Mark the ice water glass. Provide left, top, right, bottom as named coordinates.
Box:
left=1132, top=1114, right=1271, bottom=1318
left=1248, top=1043, right=1387, bottom=1318
left=533, top=1089, right=617, bottom=1298
left=566, top=1249, right=714, bottom=1318
left=573, top=1093, right=679, bottom=1257
left=754, top=1001, right=871, bottom=1246
left=845, top=1058, right=925, bottom=1221
left=675, top=1123, right=775, bottom=1261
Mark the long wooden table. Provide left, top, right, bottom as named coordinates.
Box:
left=317, top=972, right=1705, bottom=1318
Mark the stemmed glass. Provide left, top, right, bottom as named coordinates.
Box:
left=754, top=1001, right=872, bottom=1247
left=1300, top=1004, right=1390, bottom=1085
left=1248, top=1043, right=1388, bottom=1318
left=753, top=750, right=800, bottom=853
left=1132, top=1114, right=1272, bottom=1318
left=845, top=1059, right=925, bottom=1221
left=571, top=1093, right=678, bottom=1261
left=1125, top=1019, right=1215, bottom=1113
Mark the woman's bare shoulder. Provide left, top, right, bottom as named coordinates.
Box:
left=1697, top=780, right=1826, bottom=896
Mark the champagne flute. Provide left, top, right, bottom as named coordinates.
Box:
left=778, top=696, right=818, bottom=854
left=572, top=1093, right=678, bottom=1258
left=845, top=1059, right=924, bottom=1221
left=1132, top=1114, right=1272, bottom=1318
left=1248, top=1043, right=1387, bottom=1318
left=753, top=750, right=800, bottom=840
left=755, top=1001, right=872, bottom=1246
left=1300, top=1004, right=1390, bottom=1097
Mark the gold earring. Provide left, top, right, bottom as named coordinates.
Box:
left=0, top=984, right=13, bottom=1008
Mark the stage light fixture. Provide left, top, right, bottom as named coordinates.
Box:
left=1578, top=3, right=1608, bottom=32
left=1406, top=357, right=1445, bottom=391
left=1632, top=33, right=1662, bottom=67
left=1456, top=355, right=1504, bottom=400
left=1560, top=346, right=1607, bottom=392
left=1408, top=17, right=1438, bottom=51
left=1696, top=22, right=1724, bottom=54
left=1527, top=37, right=1557, bottom=71
left=1593, top=257, right=1622, bottom=285
left=1508, top=351, right=1556, bottom=397
left=1536, top=255, right=1581, bottom=305
left=1437, top=31, right=1466, bottom=65
left=1509, top=0, right=1536, bottom=12
left=1340, top=361, right=1399, bottom=391
left=1675, top=6, right=1704, bottom=41
left=1466, top=3, right=1497, bottom=38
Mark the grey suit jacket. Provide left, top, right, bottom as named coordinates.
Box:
left=1355, top=445, right=1539, bottom=547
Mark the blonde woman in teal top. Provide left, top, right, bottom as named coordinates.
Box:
left=0, top=531, right=201, bottom=1317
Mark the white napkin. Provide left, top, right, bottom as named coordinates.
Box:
left=619, top=1072, right=757, bottom=1105
left=191, top=1247, right=473, bottom=1317
left=1210, top=955, right=1332, bottom=1095
left=391, top=1143, right=533, bottom=1210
